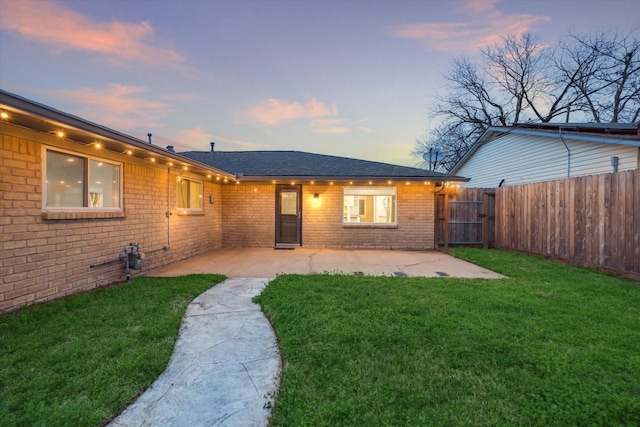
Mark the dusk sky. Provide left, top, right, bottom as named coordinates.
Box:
left=0, top=0, right=637, bottom=166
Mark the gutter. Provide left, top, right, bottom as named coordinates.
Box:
left=487, top=126, right=640, bottom=147
left=1, top=90, right=235, bottom=181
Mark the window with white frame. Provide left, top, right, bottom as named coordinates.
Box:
left=177, top=176, right=203, bottom=211
left=343, top=186, right=396, bottom=224
left=45, top=149, right=122, bottom=209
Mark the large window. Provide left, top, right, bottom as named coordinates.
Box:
left=45, top=149, right=121, bottom=209
left=343, top=186, right=396, bottom=224
left=177, top=177, right=203, bottom=211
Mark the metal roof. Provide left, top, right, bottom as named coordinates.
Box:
left=514, top=121, right=640, bottom=135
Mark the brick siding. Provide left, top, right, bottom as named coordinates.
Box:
left=219, top=183, right=436, bottom=250
left=2, top=133, right=437, bottom=313
left=221, top=184, right=275, bottom=247
left=303, top=185, right=435, bottom=250
left=0, top=133, right=223, bottom=313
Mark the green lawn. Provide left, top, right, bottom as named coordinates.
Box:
left=254, top=249, right=640, bottom=426
left=0, top=274, right=225, bottom=427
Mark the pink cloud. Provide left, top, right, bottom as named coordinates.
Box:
left=310, top=119, right=351, bottom=134
left=45, top=84, right=170, bottom=129
left=177, top=127, right=213, bottom=146
left=459, top=0, right=503, bottom=16
left=244, top=97, right=338, bottom=125
left=0, top=0, right=185, bottom=66
left=388, top=0, right=550, bottom=52
left=210, top=135, right=270, bottom=151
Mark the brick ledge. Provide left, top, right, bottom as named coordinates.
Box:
left=342, top=223, right=398, bottom=229
left=42, top=211, right=126, bottom=220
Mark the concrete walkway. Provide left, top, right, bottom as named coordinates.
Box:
left=108, top=278, right=280, bottom=427
left=110, top=249, right=503, bottom=426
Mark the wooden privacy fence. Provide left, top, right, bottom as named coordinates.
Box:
left=495, top=169, right=640, bottom=274
left=436, top=188, right=495, bottom=249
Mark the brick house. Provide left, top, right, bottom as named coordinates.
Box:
left=1, top=90, right=467, bottom=312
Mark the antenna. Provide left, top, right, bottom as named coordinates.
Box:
left=422, top=148, right=440, bottom=171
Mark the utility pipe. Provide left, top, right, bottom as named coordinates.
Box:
left=559, top=128, right=571, bottom=178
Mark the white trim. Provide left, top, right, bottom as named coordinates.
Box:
left=343, top=186, right=397, bottom=225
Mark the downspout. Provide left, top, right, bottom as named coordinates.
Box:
left=559, top=127, right=571, bottom=178
left=432, top=181, right=446, bottom=194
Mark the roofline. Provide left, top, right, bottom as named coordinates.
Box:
left=0, top=89, right=235, bottom=179
left=181, top=149, right=449, bottom=173
left=235, top=175, right=470, bottom=183
left=500, top=126, right=640, bottom=146
left=451, top=125, right=640, bottom=173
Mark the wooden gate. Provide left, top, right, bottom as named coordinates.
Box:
left=436, top=188, right=495, bottom=249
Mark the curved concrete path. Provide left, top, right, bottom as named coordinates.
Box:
left=109, top=278, right=280, bottom=427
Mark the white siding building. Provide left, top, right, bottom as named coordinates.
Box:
left=451, top=123, right=640, bottom=188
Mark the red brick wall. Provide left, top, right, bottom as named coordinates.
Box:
left=0, top=132, right=223, bottom=313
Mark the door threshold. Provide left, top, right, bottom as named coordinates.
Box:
left=274, top=243, right=300, bottom=250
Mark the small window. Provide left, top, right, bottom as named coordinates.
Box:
left=343, top=186, right=396, bottom=224
left=45, top=149, right=121, bottom=210
left=177, top=177, right=203, bottom=211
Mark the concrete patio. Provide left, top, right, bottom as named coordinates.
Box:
left=109, top=248, right=503, bottom=426
left=149, top=248, right=504, bottom=279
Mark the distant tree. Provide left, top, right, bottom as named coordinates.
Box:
left=568, top=30, right=640, bottom=123
left=414, top=29, right=640, bottom=172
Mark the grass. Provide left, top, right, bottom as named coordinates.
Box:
left=254, top=249, right=640, bottom=426
left=0, top=274, right=225, bottom=427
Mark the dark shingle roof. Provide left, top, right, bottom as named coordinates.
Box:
left=180, top=150, right=468, bottom=182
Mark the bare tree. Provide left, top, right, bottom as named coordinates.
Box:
left=571, top=30, right=640, bottom=122
left=414, top=29, right=640, bottom=172
left=412, top=124, right=475, bottom=173
left=483, top=33, right=547, bottom=123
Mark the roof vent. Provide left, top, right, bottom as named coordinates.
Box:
left=210, top=141, right=215, bottom=152
left=166, top=145, right=174, bottom=152
left=147, top=133, right=152, bottom=144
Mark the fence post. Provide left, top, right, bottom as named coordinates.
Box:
left=443, top=193, right=449, bottom=250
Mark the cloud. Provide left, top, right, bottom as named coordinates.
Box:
left=176, top=127, right=213, bottom=147
left=243, top=97, right=338, bottom=125
left=0, top=0, right=185, bottom=66
left=210, top=135, right=271, bottom=150
left=45, top=84, right=170, bottom=129
left=388, top=0, right=550, bottom=52
left=310, top=119, right=351, bottom=134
